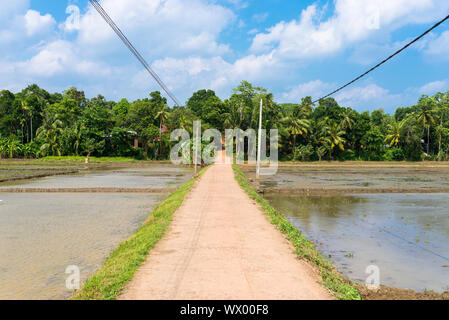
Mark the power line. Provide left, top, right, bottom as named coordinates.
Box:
left=88, top=0, right=181, bottom=106
left=312, top=13, right=449, bottom=104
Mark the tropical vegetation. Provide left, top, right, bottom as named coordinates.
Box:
left=1, top=81, right=448, bottom=161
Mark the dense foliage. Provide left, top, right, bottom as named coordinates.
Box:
left=1, top=81, right=448, bottom=161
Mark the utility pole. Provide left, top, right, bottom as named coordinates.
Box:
left=194, top=120, right=200, bottom=176
left=256, top=98, right=262, bottom=179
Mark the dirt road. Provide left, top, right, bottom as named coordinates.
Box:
left=119, top=159, right=332, bottom=300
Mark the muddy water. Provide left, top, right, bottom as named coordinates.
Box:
left=265, top=193, right=449, bottom=292
left=0, top=166, right=193, bottom=300
left=0, top=167, right=193, bottom=189
left=243, top=166, right=449, bottom=192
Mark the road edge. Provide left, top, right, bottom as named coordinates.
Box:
left=232, top=164, right=361, bottom=300
left=72, top=166, right=209, bottom=300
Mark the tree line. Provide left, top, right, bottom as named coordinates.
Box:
left=0, top=81, right=448, bottom=161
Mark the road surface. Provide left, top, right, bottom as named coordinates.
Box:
left=119, top=157, right=332, bottom=300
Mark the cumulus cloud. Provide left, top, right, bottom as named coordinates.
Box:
left=281, top=80, right=335, bottom=101
left=13, top=40, right=111, bottom=80
left=76, top=0, right=235, bottom=58
left=424, top=31, right=449, bottom=61
left=24, top=10, right=56, bottom=36
left=1, top=0, right=449, bottom=110
left=250, top=0, right=449, bottom=60
left=0, top=0, right=29, bottom=22
left=281, top=81, right=422, bottom=112
left=418, top=80, right=449, bottom=95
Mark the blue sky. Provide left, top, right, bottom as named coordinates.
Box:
left=1, top=0, right=449, bottom=113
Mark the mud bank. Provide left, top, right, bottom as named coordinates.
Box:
left=263, top=187, right=449, bottom=194
left=357, top=285, right=449, bottom=300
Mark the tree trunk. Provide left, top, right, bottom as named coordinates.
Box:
left=427, top=125, right=430, bottom=154
left=292, top=135, right=297, bottom=157
left=159, top=118, right=162, bottom=160
left=143, top=139, right=149, bottom=156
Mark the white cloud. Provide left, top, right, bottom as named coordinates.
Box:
left=24, top=10, right=56, bottom=36
left=281, top=80, right=335, bottom=101
left=76, top=0, right=235, bottom=58
left=0, top=0, right=29, bottom=22
left=281, top=81, right=413, bottom=112
left=247, top=28, right=258, bottom=35
left=419, top=80, right=449, bottom=95
left=17, top=40, right=111, bottom=78
left=250, top=0, right=449, bottom=60
left=252, top=13, right=268, bottom=23
left=335, top=84, right=391, bottom=103
left=425, top=31, right=449, bottom=61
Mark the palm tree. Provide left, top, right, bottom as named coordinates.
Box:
left=73, top=122, right=85, bottom=156
left=154, top=105, right=169, bottom=159
left=416, top=97, right=437, bottom=154
left=340, top=110, right=355, bottom=130
left=322, top=123, right=346, bottom=160
left=286, top=117, right=310, bottom=154
left=384, top=119, right=406, bottom=147
left=36, top=113, right=64, bottom=156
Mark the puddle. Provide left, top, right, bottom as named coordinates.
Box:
left=264, top=193, right=449, bottom=292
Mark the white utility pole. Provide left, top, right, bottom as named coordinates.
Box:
left=256, top=98, right=263, bottom=179
left=194, top=120, right=200, bottom=176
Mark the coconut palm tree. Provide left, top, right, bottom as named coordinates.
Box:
left=73, top=122, right=85, bottom=156
left=322, top=123, right=346, bottom=160
left=154, top=105, right=169, bottom=159
left=285, top=116, right=310, bottom=154
left=340, top=110, right=355, bottom=130
left=416, top=97, right=437, bottom=154
left=36, top=113, right=64, bottom=156
left=384, top=119, right=406, bottom=147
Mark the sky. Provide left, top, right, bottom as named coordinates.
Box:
left=1, top=0, right=449, bottom=113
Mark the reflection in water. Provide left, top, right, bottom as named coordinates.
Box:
left=265, top=193, right=449, bottom=292
left=0, top=193, right=166, bottom=300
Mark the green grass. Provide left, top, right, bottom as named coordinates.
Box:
left=232, top=164, right=361, bottom=300
left=72, top=166, right=208, bottom=300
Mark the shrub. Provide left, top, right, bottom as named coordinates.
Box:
left=383, top=147, right=405, bottom=161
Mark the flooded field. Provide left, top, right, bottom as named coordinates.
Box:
left=0, top=164, right=193, bottom=299
left=0, top=167, right=193, bottom=190
left=242, top=165, right=449, bottom=193
left=264, top=193, right=449, bottom=292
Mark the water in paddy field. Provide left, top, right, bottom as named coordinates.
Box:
left=243, top=166, right=449, bottom=192
left=0, top=166, right=193, bottom=189
left=0, top=193, right=166, bottom=300
left=265, top=193, right=449, bottom=292
left=0, top=166, right=193, bottom=300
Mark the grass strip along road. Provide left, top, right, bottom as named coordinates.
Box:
left=72, top=167, right=208, bottom=300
